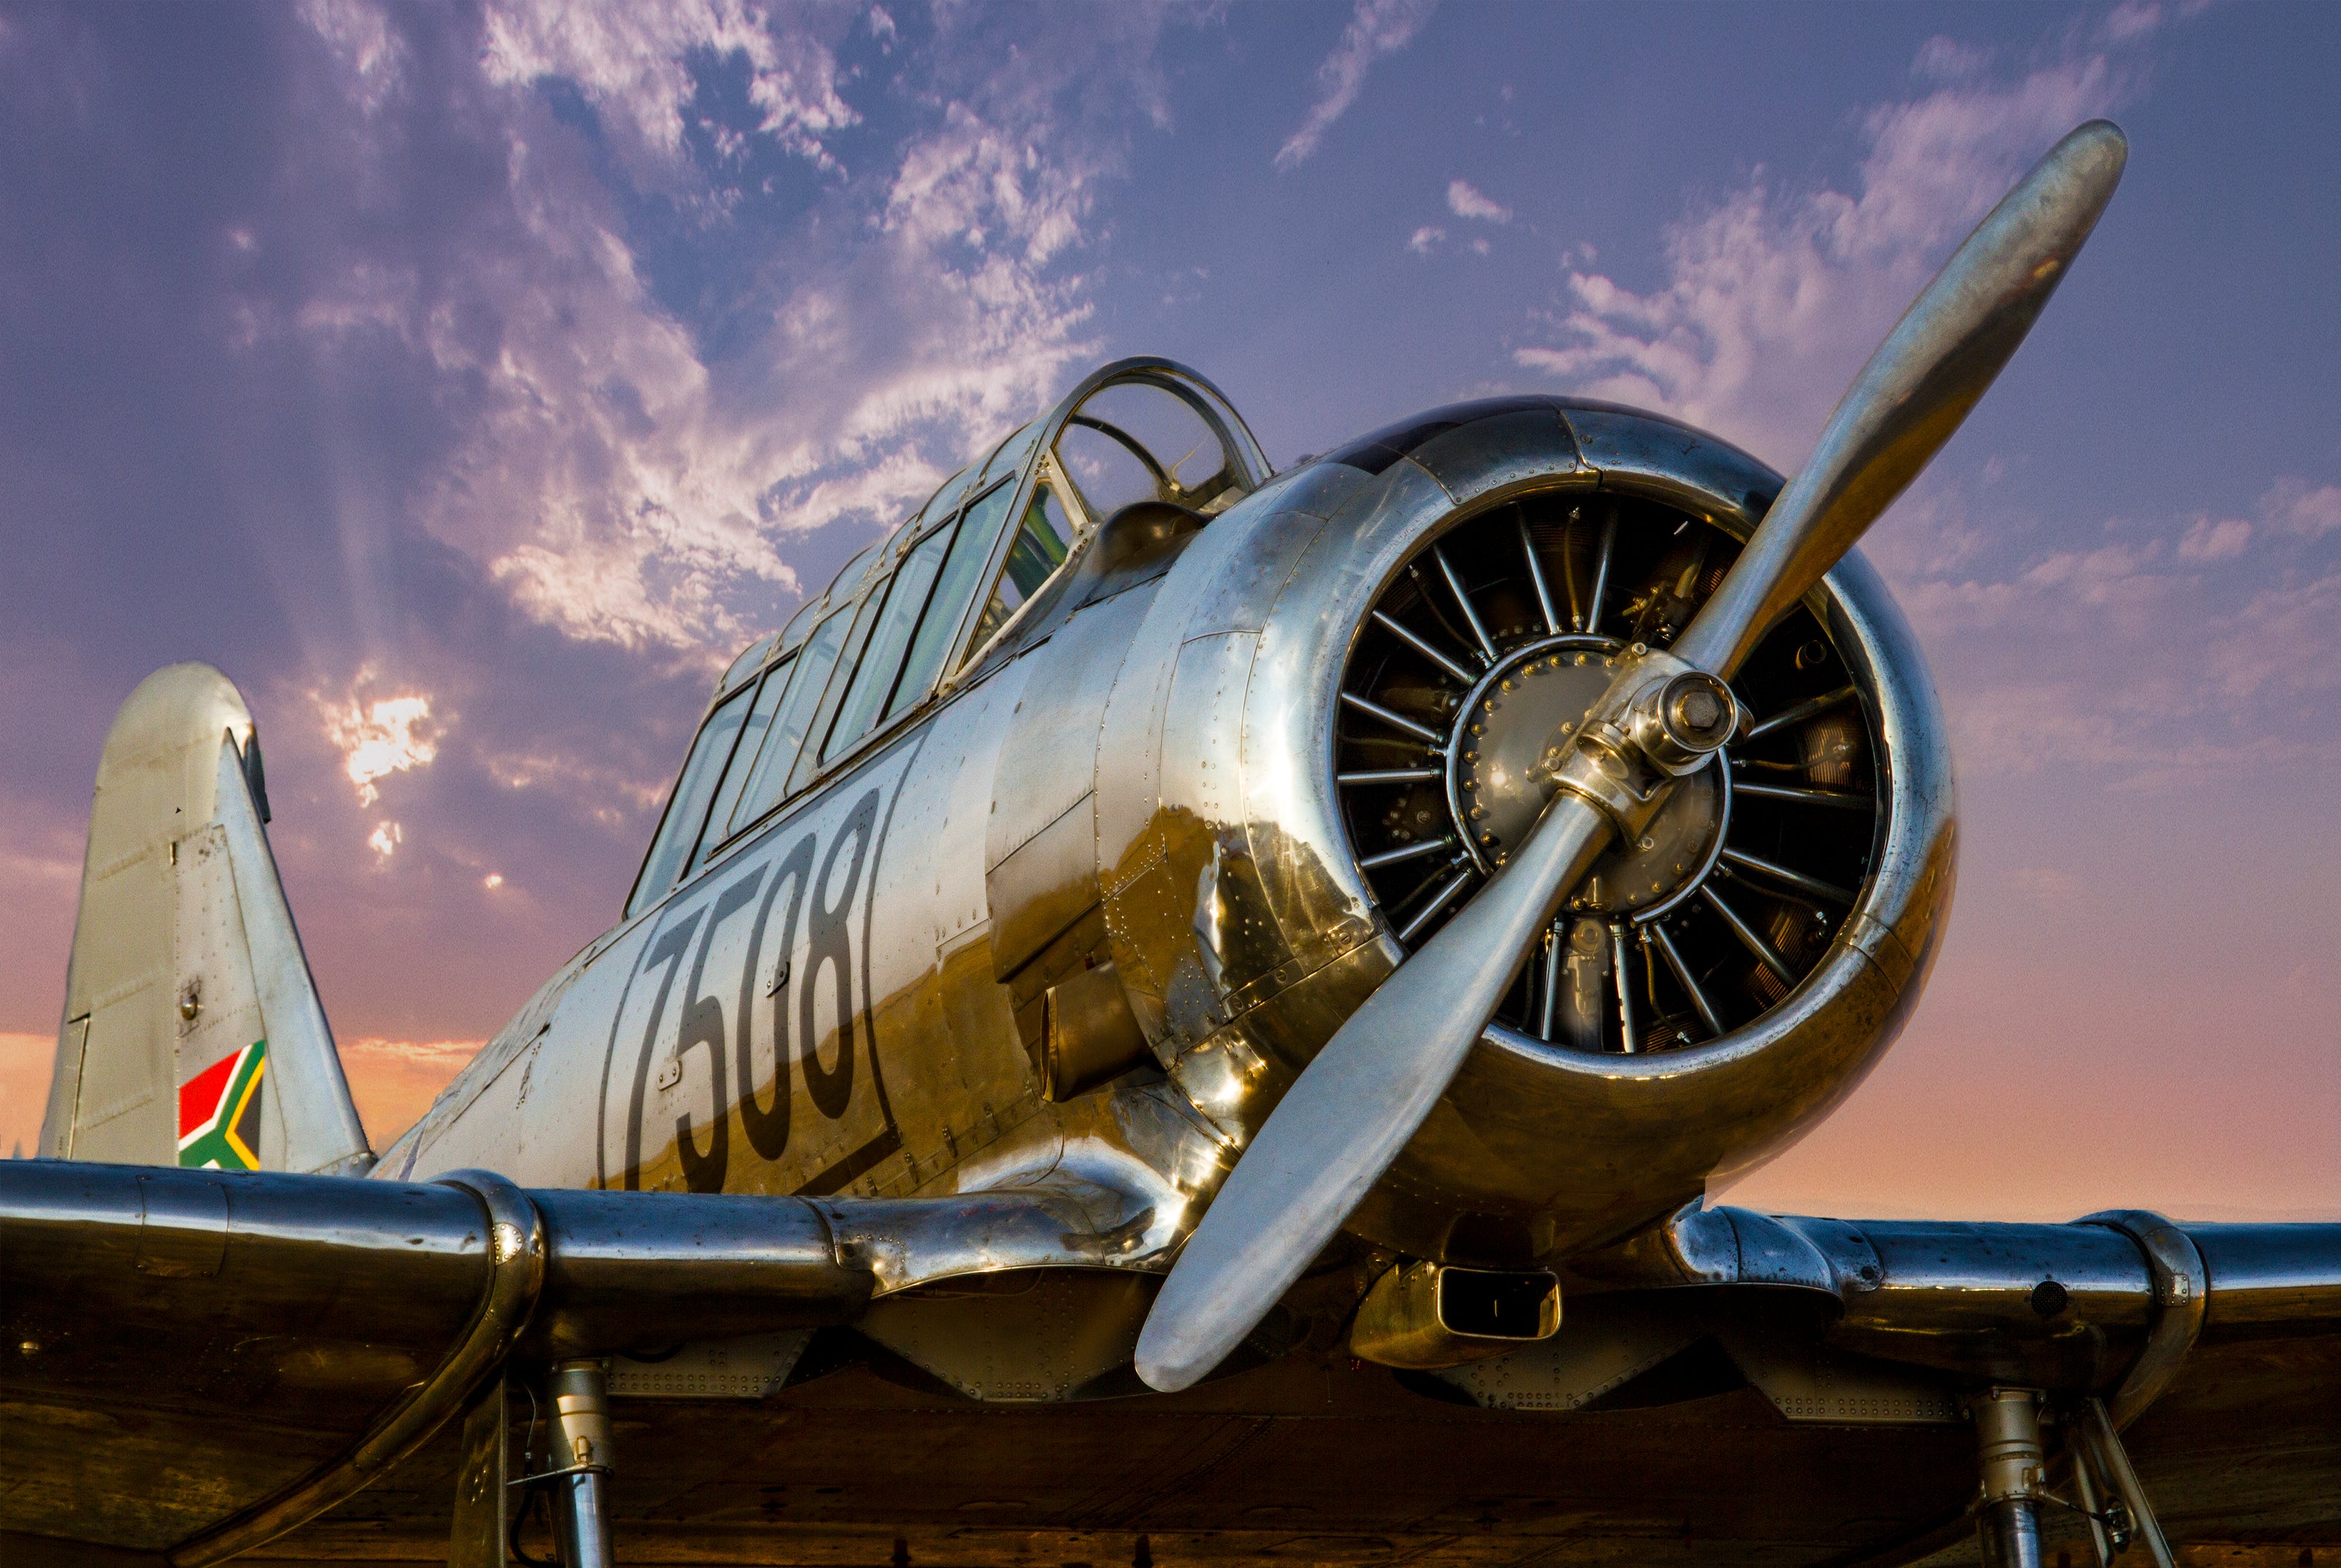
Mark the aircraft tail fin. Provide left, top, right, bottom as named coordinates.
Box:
left=40, top=663, right=374, bottom=1175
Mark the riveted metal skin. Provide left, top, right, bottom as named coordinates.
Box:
left=168, top=1170, right=545, bottom=1567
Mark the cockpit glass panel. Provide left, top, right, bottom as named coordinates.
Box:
left=822, top=522, right=955, bottom=762
left=692, top=652, right=794, bottom=872
left=966, top=480, right=1075, bottom=656
left=720, top=631, right=775, bottom=694
left=1053, top=422, right=1157, bottom=524
left=722, top=606, right=852, bottom=837
left=977, top=421, right=1040, bottom=488
left=626, top=681, right=754, bottom=917
left=786, top=587, right=887, bottom=795
left=916, top=464, right=976, bottom=532
left=776, top=592, right=824, bottom=652
left=824, top=539, right=885, bottom=603
left=887, top=487, right=1002, bottom=717
left=1056, top=380, right=1235, bottom=518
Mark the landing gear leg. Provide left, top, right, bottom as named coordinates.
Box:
left=1970, top=1387, right=2049, bottom=1568
left=2073, top=1395, right=2178, bottom=1568
left=545, top=1360, right=615, bottom=1568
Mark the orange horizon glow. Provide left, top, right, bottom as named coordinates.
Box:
left=6, top=970, right=2331, bottom=1225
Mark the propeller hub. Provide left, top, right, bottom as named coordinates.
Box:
left=1451, top=638, right=1729, bottom=919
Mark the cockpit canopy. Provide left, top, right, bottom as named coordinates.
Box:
left=626, top=358, right=1269, bottom=918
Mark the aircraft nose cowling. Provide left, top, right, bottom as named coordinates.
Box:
left=1093, top=399, right=1954, bottom=1267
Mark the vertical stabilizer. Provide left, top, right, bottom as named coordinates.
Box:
left=40, top=664, right=374, bottom=1175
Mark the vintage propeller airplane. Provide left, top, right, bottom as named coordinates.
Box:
left=7, top=120, right=2337, bottom=1568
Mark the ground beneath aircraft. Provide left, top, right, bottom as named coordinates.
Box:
left=228, top=1334, right=2339, bottom=1568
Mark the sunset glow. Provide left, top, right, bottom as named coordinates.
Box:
left=0, top=2, right=2332, bottom=1221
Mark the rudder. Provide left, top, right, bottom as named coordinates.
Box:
left=40, top=664, right=373, bottom=1175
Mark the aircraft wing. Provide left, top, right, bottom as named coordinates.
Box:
left=5, top=1159, right=2339, bottom=1567
left=0, top=1158, right=1167, bottom=1567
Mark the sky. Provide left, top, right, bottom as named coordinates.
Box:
left=0, top=0, right=2334, bottom=1222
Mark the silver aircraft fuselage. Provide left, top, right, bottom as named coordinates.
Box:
left=380, top=362, right=1954, bottom=1276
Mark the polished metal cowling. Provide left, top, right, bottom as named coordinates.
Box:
left=1097, top=398, right=1954, bottom=1266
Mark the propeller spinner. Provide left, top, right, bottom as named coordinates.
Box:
left=1135, top=118, right=2129, bottom=1394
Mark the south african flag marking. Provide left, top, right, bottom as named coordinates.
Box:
left=179, top=1040, right=266, bottom=1170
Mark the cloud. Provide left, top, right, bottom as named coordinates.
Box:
left=1408, top=225, right=1445, bottom=255
left=2209, top=569, right=2341, bottom=702
left=1861, top=469, right=2341, bottom=792
left=2263, top=477, right=2341, bottom=538
left=266, top=7, right=813, bottom=655
left=297, top=0, right=409, bottom=115
left=318, top=681, right=441, bottom=807
left=266, top=1, right=1163, bottom=661
left=1, top=1026, right=496, bottom=1154
left=1912, top=35, right=1992, bottom=83
left=2178, top=515, right=2251, bottom=562
left=1274, top=0, right=1439, bottom=171
left=1446, top=178, right=1509, bottom=223
left=2103, top=1, right=2165, bottom=44
left=1514, top=42, right=2128, bottom=468
left=479, top=0, right=856, bottom=168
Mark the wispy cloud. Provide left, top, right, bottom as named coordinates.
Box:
left=2178, top=515, right=2250, bottom=562
left=2264, top=477, right=2341, bottom=539
left=1865, top=473, right=2341, bottom=791
left=1446, top=178, right=1509, bottom=223
left=1514, top=40, right=2135, bottom=469
left=273, top=1, right=1169, bottom=666
left=479, top=0, right=856, bottom=168
left=1274, top=0, right=1438, bottom=171
left=1912, top=35, right=1992, bottom=83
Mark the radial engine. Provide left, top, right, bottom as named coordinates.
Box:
left=1018, top=396, right=1953, bottom=1268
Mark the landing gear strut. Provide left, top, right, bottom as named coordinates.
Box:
left=1967, top=1387, right=2179, bottom=1568
left=543, top=1360, right=615, bottom=1568
left=1971, top=1387, right=2050, bottom=1568
left=2070, top=1395, right=2178, bottom=1568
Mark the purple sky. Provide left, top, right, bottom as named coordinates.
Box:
left=2, top=1, right=2334, bottom=1219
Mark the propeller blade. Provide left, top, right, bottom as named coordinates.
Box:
left=1671, top=118, right=2127, bottom=678
left=1132, top=118, right=2127, bottom=1395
